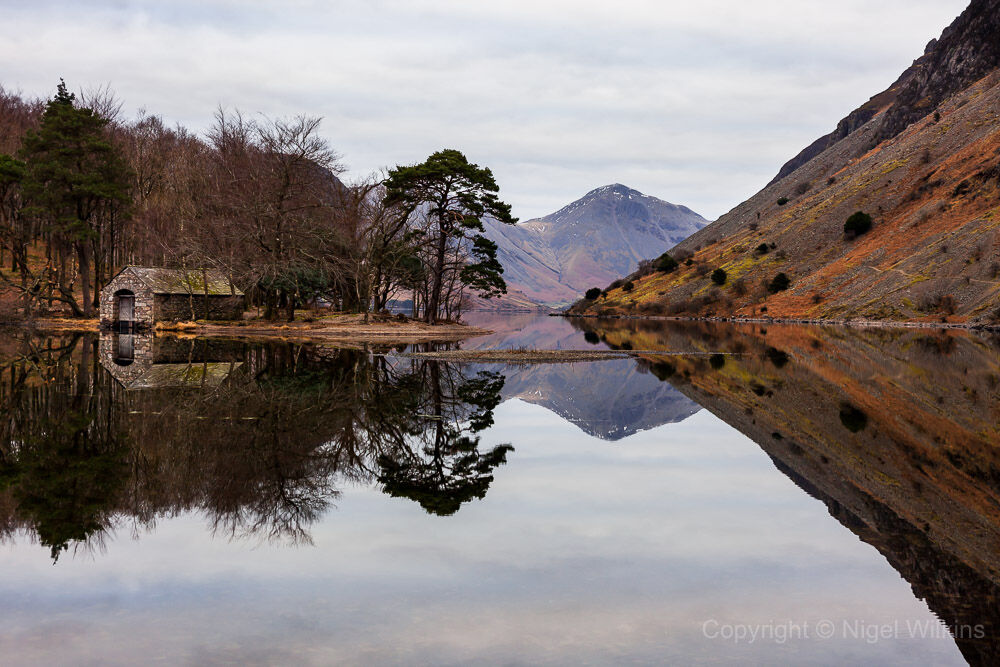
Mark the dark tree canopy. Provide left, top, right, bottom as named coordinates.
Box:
left=383, top=149, right=515, bottom=322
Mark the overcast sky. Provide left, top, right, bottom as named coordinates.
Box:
left=2, top=0, right=969, bottom=221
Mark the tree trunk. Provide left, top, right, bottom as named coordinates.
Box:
left=76, top=242, right=93, bottom=318
left=426, top=230, right=447, bottom=324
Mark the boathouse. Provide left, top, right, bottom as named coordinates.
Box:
left=99, top=266, right=244, bottom=329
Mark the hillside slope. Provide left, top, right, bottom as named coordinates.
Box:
left=577, top=0, right=1000, bottom=325
left=483, top=184, right=707, bottom=308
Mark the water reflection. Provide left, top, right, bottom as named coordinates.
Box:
left=0, top=333, right=511, bottom=559
left=573, top=318, right=1000, bottom=665
left=462, top=311, right=702, bottom=439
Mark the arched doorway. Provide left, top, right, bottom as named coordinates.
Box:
left=114, top=289, right=135, bottom=329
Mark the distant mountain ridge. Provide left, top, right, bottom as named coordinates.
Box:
left=482, top=184, right=707, bottom=308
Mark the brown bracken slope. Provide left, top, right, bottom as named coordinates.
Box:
left=575, top=0, right=1000, bottom=325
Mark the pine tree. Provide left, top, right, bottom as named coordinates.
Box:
left=383, top=149, right=515, bottom=322
left=19, top=80, right=131, bottom=316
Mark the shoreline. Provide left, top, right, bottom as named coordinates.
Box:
left=393, top=349, right=719, bottom=363
left=7, top=315, right=492, bottom=344
left=556, top=312, right=1000, bottom=333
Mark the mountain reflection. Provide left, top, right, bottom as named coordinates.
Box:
left=0, top=333, right=511, bottom=560
left=573, top=318, right=1000, bottom=665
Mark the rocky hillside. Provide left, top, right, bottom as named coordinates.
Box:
left=577, top=0, right=1000, bottom=325
left=483, top=184, right=707, bottom=308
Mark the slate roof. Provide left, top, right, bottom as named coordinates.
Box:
left=117, top=267, right=244, bottom=296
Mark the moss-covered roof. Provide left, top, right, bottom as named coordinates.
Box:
left=124, top=267, right=244, bottom=296
left=127, top=362, right=243, bottom=390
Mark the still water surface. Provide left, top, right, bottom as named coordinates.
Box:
left=0, top=315, right=998, bottom=665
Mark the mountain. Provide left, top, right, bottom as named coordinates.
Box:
left=576, top=0, right=1000, bottom=325
left=483, top=184, right=708, bottom=308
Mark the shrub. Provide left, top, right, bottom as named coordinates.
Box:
left=765, top=347, right=790, bottom=368
left=622, top=281, right=635, bottom=292
left=655, top=253, right=679, bottom=273
left=794, top=181, right=811, bottom=196
left=776, top=197, right=789, bottom=206
left=585, top=287, right=602, bottom=301
left=732, top=278, right=747, bottom=296
left=768, top=272, right=791, bottom=293
left=711, top=268, right=728, bottom=285
left=583, top=331, right=601, bottom=345
left=839, top=404, right=868, bottom=433
left=755, top=243, right=770, bottom=255
left=650, top=361, right=676, bottom=380
left=844, top=211, right=873, bottom=238
left=709, top=354, right=726, bottom=370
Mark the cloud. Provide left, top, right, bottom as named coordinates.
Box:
left=0, top=0, right=970, bottom=219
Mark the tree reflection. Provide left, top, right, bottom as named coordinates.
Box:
left=376, top=366, right=511, bottom=516
left=0, top=332, right=512, bottom=558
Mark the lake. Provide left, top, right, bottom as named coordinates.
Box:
left=0, top=315, right=997, bottom=665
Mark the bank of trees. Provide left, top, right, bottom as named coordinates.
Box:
left=0, top=82, right=513, bottom=322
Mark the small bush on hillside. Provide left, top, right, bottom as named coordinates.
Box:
left=622, top=281, right=635, bottom=292
left=608, top=279, right=624, bottom=290
left=711, top=268, right=728, bottom=285
left=768, top=272, right=791, bottom=293
left=839, top=403, right=868, bottom=433
left=776, top=197, right=790, bottom=206
left=709, top=354, right=726, bottom=370
left=844, top=211, right=873, bottom=238
left=650, top=361, right=676, bottom=381
left=755, top=243, right=770, bottom=255
left=655, top=253, right=679, bottom=273
left=765, top=347, right=790, bottom=368
left=732, top=278, right=748, bottom=296
left=794, top=181, right=811, bottom=196
left=585, top=287, right=602, bottom=301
